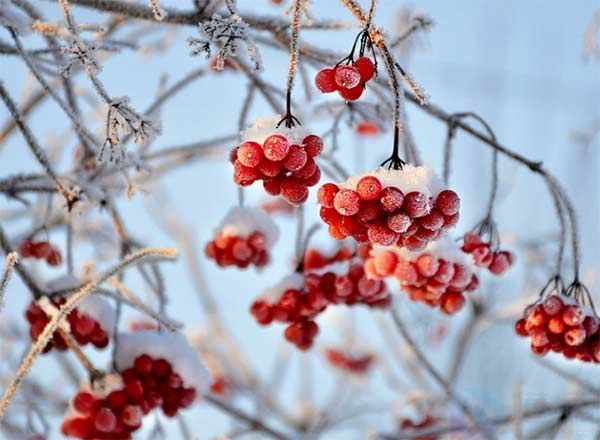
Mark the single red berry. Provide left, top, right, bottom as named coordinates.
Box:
left=237, top=141, right=264, bottom=167
left=333, top=189, right=361, bottom=216
left=281, top=178, right=309, bottom=204
left=379, top=187, right=405, bottom=212
left=73, top=391, right=96, bottom=414
left=338, top=84, right=364, bottom=101
left=356, top=175, right=383, bottom=201
left=19, top=240, right=36, bottom=258
left=120, top=405, right=142, bottom=428
left=303, top=167, right=321, bottom=187
left=33, top=241, right=53, bottom=259
left=233, top=161, right=260, bottom=186
left=435, top=190, right=460, bottom=216
left=152, top=358, right=172, bottom=379
left=134, top=354, right=154, bottom=376
left=106, top=390, right=129, bottom=411
left=315, top=68, right=338, bottom=93
left=403, top=192, right=430, bottom=218
left=263, top=178, right=282, bottom=196
left=334, top=65, right=361, bottom=89
left=293, top=157, right=317, bottom=179
left=283, top=145, right=307, bottom=171
left=367, top=223, right=398, bottom=246
left=258, top=159, right=283, bottom=177
left=303, top=135, right=323, bottom=157
left=515, top=318, right=528, bottom=337
left=563, top=305, right=585, bottom=326
left=354, top=57, right=375, bottom=82
left=355, top=121, right=379, bottom=136
left=94, top=408, right=117, bottom=433
left=419, top=209, right=445, bottom=230
left=263, top=135, right=289, bottom=161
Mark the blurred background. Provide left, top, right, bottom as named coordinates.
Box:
left=1, top=1, right=600, bottom=438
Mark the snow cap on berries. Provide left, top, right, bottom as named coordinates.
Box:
left=241, top=115, right=310, bottom=146
left=115, top=331, right=211, bottom=394
left=257, top=273, right=304, bottom=304
left=217, top=206, right=279, bottom=247
left=342, top=165, right=445, bottom=199
left=76, top=295, right=117, bottom=337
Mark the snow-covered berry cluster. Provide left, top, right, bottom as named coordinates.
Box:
left=250, top=259, right=391, bottom=350
left=461, top=232, right=514, bottom=275
left=61, top=375, right=144, bottom=439
left=515, top=295, right=600, bottom=363
left=62, top=331, right=210, bottom=439
left=25, top=296, right=114, bottom=353
left=205, top=207, right=279, bottom=269
left=323, top=347, right=375, bottom=374
left=365, top=238, right=478, bottom=314
left=19, top=239, right=62, bottom=266
left=231, top=116, right=323, bottom=204
left=317, top=166, right=460, bottom=249
left=315, top=57, right=376, bottom=101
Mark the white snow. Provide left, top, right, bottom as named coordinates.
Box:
left=241, top=115, right=311, bottom=146
left=115, top=331, right=211, bottom=394
left=370, top=235, right=470, bottom=265
left=307, top=260, right=353, bottom=277
left=44, top=274, right=81, bottom=292
left=257, top=273, right=304, bottom=304
left=218, top=206, right=279, bottom=247
left=77, top=295, right=116, bottom=336
left=341, top=165, right=445, bottom=199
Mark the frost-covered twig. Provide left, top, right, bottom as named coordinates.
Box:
left=0, top=252, right=18, bottom=312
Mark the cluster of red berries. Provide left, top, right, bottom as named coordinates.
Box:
left=515, top=295, right=600, bottom=362
left=317, top=174, right=460, bottom=249
left=323, top=348, right=375, bottom=374
left=231, top=133, right=323, bottom=204
left=461, top=232, right=514, bottom=275
left=205, top=231, right=269, bottom=269
left=251, top=262, right=390, bottom=350
left=365, top=248, right=478, bottom=314
left=62, top=355, right=197, bottom=439
left=19, top=239, right=62, bottom=266
left=398, top=415, right=438, bottom=440
left=315, top=57, right=376, bottom=101
left=25, top=299, right=109, bottom=353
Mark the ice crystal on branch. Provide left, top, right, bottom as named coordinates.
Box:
left=60, top=37, right=103, bottom=77
left=188, top=14, right=262, bottom=71
left=98, top=97, right=161, bottom=164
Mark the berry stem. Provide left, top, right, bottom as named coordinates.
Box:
left=280, top=0, right=303, bottom=129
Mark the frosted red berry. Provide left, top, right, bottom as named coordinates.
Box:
left=315, top=68, right=337, bottom=93
left=354, top=57, right=375, bottom=82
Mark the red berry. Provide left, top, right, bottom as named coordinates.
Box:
left=354, top=57, right=375, bottom=82
left=303, top=135, right=323, bottom=157
left=120, top=405, right=142, bottom=428
left=403, top=192, right=430, bottom=218
left=263, top=178, right=282, bottom=195
left=303, top=166, right=321, bottom=187
left=356, top=176, right=383, bottom=201
left=435, top=190, right=460, bottom=216
left=315, top=68, right=337, bottom=93
left=515, top=318, right=528, bottom=337
left=73, top=391, right=96, bottom=414
left=293, top=157, right=317, bottom=179
left=106, top=390, right=129, bottom=410
left=416, top=254, right=440, bottom=277
left=489, top=252, right=511, bottom=275
left=125, top=380, right=144, bottom=402
left=563, top=305, right=585, bottom=326
left=373, top=251, right=398, bottom=276
left=281, top=178, right=309, bottom=204
left=356, top=121, right=379, bottom=136
left=565, top=326, right=586, bottom=346
left=387, top=212, right=411, bottom=233
left=33, top=241, right=53, bottom=259
left=74, top=314, right=95, bottom=336
left=419, top=209, right=444, bottom=230
left=367, top=224, right=398, bottom=246
left=333, top=189, right=361, bottom=216
left=379, top=187, right=404, bottom=212
left=233, top=161, right=259, bottom=186
left=338, top=84, right=363, bottom=101
left=441, top=292, right=465, bottom=314
left=283, top=145, right=307, bottom=171
left=19, top=240, right=36, bottom=258
left=263, top=135, right=289, bottom=161
left=232, top=240, right=253, bottom=261
left=334, top=65, right=361, bottom=89
left=237, top=141, right=263, bottom=167
left=152, top=358, right=172, bottom=379
left=94, top=408, right=116, bottom=433
left=258, top=159, right=283, bottom=177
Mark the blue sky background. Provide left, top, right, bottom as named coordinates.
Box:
left=1, top=1, right=600, bottom=438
